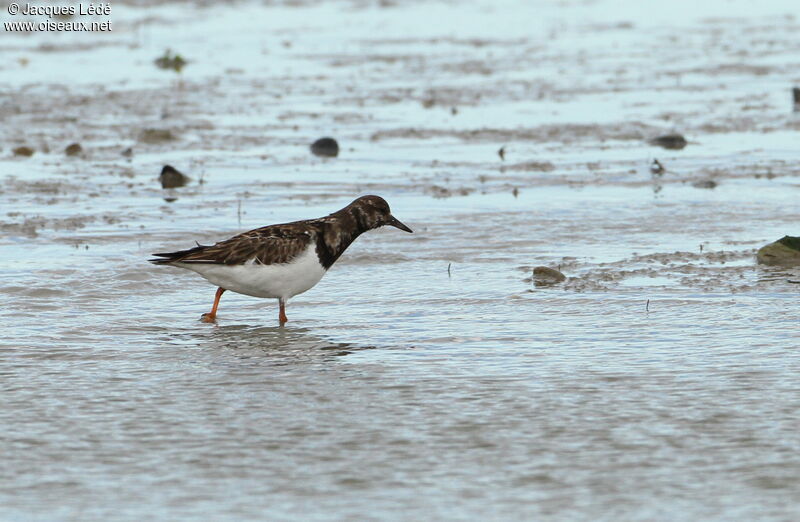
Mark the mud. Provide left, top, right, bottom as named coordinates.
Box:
left=2, top=0, right=800, bottom=520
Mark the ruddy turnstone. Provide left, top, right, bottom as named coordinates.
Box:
left=149, top=195, right=412, bottom=324
left=650, top=159, right=665, bottom=175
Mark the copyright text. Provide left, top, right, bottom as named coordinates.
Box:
left=4, top=3, right=113, bottom=32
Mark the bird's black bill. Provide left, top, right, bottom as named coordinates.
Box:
left=387, top=215, right=413, bottom=233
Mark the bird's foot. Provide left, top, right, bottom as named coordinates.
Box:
left=200, top=312, right=217, bottom=323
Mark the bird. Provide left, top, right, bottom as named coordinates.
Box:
left=650, top=159, right=665, bottom=175
left=149, top=195, right=413, bottom=324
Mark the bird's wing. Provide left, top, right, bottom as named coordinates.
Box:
left=150, top=223, right=317, bottom=266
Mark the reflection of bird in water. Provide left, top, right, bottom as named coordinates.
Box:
left=199, top=324, right=372, bottom=358
left=150, top=196, right=413, bottom=325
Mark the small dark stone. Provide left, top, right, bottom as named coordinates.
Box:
left=533, top=266, right=567, bottom=286
left=757, top=236, right=800, bottom=266
left=793, top=87, right=800, bottom=109
left=310, top=137, right=339, bottom=158
left=121, top=147, right=133, bottom=158
left=649, top=134, right=687, bottom=150
left=13, top=146, right=34, bottom=157
left=65, top=143, right=82, bottom=156
left=498, top=146, right=506, bottom=161
left=159, top=165, right=190, bottom=189
left=692, top=179, right=717, bottom=189
left=139, top=129, right=175, bottom=144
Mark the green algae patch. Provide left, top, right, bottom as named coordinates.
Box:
left=154, top=50, right=188, bottom=72
left=757, top=236, right=800, bottom=266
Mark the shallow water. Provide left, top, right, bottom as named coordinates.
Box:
left=2, top=0, right=800, bottom=520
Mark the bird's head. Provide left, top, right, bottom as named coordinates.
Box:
left=347, top=195, right=413, bottom=233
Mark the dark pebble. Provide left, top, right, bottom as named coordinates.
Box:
left=159, top=165, right=190, bottom=189
left=310, top=137, right=339, bottom=158
left=533, top=266, right=566, bottom=286
left=139, top=129, right=175, bottom=144
left=692, top=179, right=717, bottom=189
left=648, top=134, right=687, bottom=150
left=13, top=146, right=35, bottom=157
left=65, top=143, right=82, bottom=156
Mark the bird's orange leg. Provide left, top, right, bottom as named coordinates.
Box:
left=201, top=287, right=226, bottom=323
left=278, top=298, right=288, bottom=325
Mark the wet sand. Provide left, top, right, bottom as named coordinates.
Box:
left=2, top=0, right=800, bottom=519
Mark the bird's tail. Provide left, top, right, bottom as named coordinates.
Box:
left=149, top=243, right=210, bottom=265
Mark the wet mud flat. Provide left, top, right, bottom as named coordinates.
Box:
left=2, top=0, right=800, bottom=520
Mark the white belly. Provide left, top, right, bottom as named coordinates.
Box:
left=177, top=243, right=327, bottom=299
